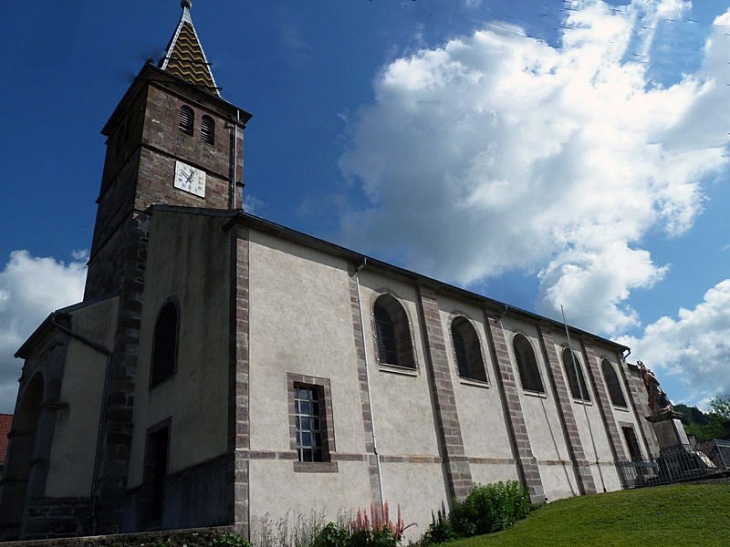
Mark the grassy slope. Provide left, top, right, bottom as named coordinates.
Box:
left=445, top=484, right=730, bottom=547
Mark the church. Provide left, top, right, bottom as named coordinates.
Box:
left=0, top=2, right=659, bottom=542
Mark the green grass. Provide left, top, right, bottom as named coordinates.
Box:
left=443, top=484, right=730, bottom=547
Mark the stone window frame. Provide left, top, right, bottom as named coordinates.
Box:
left=179, top=105, right=194, bottom=135
left=287, top=373, right=338, bottom=473
left=560, top=346, right=592, bottom=403
left=149, top=296, right=180, bottom=390
left=512, top=332, right=546, bottom=394
left=371, top=290, right=418, bottom=374
left=601, top=357, right=628, bottom=409
left=449, top=314, right=489, bottom=384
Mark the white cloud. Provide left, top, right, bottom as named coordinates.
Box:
left=0, top=251, right=87, bottom=413
left=243, top=194, right=265, bottom=215
left=338, top=1, right=730, bottom=334
left=618, top=279, right=730, bottom=406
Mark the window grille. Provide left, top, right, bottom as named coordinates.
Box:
left=373, top=294, right=416, bottom=369
left=294, top=386, right=324, bottom=462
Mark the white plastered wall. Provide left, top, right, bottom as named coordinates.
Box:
left=247, top=231, right=373, bottom=529
left=357, top=269, right=450, bottom=526
left=549, top=332, right=621, bottom=492
left=436, top=294, right=520, bottom=487
left=46, top=296, right=119, bottom=497
left=128, top=212, right=231, bottom=488
left=500, top=316, right=581, bottom=500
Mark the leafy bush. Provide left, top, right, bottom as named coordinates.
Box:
left=315, top=522, right=351, bottom=547
left=212, top=532, right=252, bottom=547
left=348, top=527, right=397, bottom=547
left=313, top=502, right=408, bottom=547
left=422, top=505, right=455, bottom=545
left=430, top=481, right=532, bottom=543
left=455, top=481, right=530, bottom=536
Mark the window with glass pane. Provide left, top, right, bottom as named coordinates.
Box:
left=374, top=303, right=398, bottom=364
left=294, top=386, right=324, bottom=462
left=562, top=348, right=591, bottom=402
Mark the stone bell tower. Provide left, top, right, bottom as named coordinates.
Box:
left=85, top=1, right=252, bottom=532
left=85, top=0, right=252, bottom=300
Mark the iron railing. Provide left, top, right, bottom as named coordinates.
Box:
left=615, top=441, right=730, bottom=489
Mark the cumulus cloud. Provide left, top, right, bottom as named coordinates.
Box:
left=243, top=194, right=265, bottom=215
left=619, top=279, right=730, bottom=406
left=338, top=0, right=730, bottom=335
left=0, top=251, right=87, bottom=413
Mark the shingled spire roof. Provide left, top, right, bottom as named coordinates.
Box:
left=159, top=0, right=220, bottom=96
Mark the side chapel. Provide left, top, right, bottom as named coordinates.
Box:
left=0, top=2, right=659, bottom=541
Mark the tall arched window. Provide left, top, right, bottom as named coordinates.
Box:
left=602, top=359, right=627, bottom=407
left=179, top=105, right=194, bottom=135
left=150, top=300, right=179, bottom=388
left=200, top=115, right=215, bottom=144
left=562, top=348, right=591, bottom=402
left=373, top=294, right=415, bottom=369
left=513, top=334, right=544, bottom=393
left=451, top=317, right=487, bottom=382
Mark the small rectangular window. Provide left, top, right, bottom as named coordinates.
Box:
left=294, top=386, right=324, bottom=462
left=287, top=374, right=337, bottom=472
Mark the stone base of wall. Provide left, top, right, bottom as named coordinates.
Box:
left=0, top=525, right=238, bottom=547
left=122, top=453, right=232, bottom=532
left=23, top=497, right=92, bottom=541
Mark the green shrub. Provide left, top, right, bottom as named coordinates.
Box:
left=450, top=481, right=531, bottom=538
left=315, top=522, right=351, bottom=547
left=212, top=532, right=253, bottom=547
left=347, top=527, right=397, bottom=547
left=422, top=505, right=455, bottom=545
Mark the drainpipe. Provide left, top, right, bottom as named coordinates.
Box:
left=230, top=111, right=240, bottom=210
left=50, top=312, right=112, bottom=533
left=353, top=258, right=385, bottom=507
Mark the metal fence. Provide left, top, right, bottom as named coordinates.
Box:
left=615, top=440, right=730, bottom=489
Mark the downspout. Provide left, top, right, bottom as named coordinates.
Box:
left=354, top=257, right=385, bottom=507
left=230, top=111, right=240, bottom=210
left=50, top=312, right=113, bottom=533
left=560, top=306, right=606, bottom=493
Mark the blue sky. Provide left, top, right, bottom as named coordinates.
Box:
left=1, top=0, right=730, bottom=413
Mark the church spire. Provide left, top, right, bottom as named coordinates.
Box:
left=159, top=1, right=220, bottom=96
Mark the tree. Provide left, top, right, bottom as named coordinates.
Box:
left=709, top=394, right=730, bottom=420
left=678, top=395, right=730, bottom=442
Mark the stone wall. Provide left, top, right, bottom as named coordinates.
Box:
left=1, top=525, right=238, bottom=547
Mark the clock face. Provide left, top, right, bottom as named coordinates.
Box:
left=174, top=160, right=206, bottom=198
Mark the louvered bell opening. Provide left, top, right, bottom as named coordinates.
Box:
left=179, top=106, right=194, bottom=135
left=201, top=115, right=214, bottom=144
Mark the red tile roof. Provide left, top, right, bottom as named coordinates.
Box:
left=0, top=414, right=13, bottom=465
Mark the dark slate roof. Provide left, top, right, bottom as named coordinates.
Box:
left=159, top=2, right=220, bottom=96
